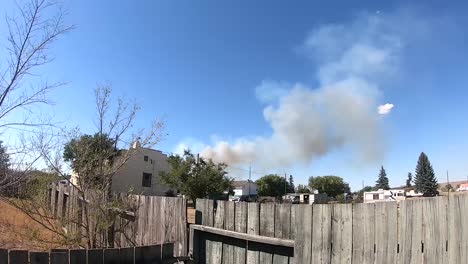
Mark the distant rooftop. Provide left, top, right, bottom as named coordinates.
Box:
left=232, top=180, right=255, bottom=189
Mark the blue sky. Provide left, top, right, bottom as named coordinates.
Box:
left=2, top=0, right=468, bottom=190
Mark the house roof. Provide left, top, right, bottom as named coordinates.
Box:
left=232, top=180, right=254, bottom=189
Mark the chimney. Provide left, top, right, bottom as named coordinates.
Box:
left=132, top=138, right=141, bottom=149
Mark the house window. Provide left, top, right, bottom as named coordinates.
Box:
left=373, top=194, right=379, bottom=200
left=144, top=156, right=148, bottom=162
left=142, top=172, right=152, bottom=187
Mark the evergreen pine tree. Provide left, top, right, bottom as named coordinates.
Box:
left=406, top=172, right=412, bottom=188
left=414, top=152, right=438, bottom=194
left=375, top=166, right=390, bottom=190
left=287, top=175, right=295, bottom=193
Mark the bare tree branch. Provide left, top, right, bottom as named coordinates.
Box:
left=0, top=0, right=73, bottom=125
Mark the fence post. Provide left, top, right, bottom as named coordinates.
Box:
left=189, top=227, right=200, bottom=263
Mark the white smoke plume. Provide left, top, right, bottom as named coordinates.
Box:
left=198, top=12, right=408, bottom=167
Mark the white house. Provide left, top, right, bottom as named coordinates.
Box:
left=230, top=180, right=258, bottom=200
left=283, top=193, right=328, bottom=204
left=70, top=141, right=172, bottom=196
left=363, top=189, right=406, bottom=203
left=457, top=183, right=468, bottom=192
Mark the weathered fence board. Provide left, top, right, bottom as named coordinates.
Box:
left=399, top=199, right=424, bottom=264
left=294, top=204, right=312, bottom=264
left=209, top=201, right=224, bottom=264
left=177, top=198, right=188, bottom=257
left=222, top=201, right=235, bottom=264
left=273, top=204, right=291, bottom=264
left=247, top=202, right=260, bottom=264
left=195, top=199, right=210, bottom=263
left=448, top=194, right=468, bottom=263
left=50, top=184, right=187, bottom=256
left=164, top=198, right=178, bottom=255
left=234, top=202, right=247, bottom=264
left=374, top=202, right=397, bottom=264
left=331, top=204, right=352, bottom=264
left=311, top=204, right=332, bottom=264
left=422, top=196, right=448, bottom=264
left=259, top=203, right=275, bottom=264
left=352, top=203, right=375, bottom=264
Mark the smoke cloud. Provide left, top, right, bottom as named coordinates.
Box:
left=195, top=12, right=408, bottom=167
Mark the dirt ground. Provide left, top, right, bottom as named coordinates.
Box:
left=0, top=199, right=60, bottom=250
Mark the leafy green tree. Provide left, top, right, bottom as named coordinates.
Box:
left=160, top=150, right=233, bottom=204
left=0, top=141, right=10, bottom=182
left=0, top=141, right=10, bottom=175
left=308, top=175, right=350, bottom=198
left=24, top=170, right=61, bottom=198
left=441, top=183, right=453, bottom=192
left=0, top=141, right=13, bottom=195
left=375, top=166, right=390, bottom=190
left=256, top=174, right=288, bottom=197
left=296, top=184, right=310, bottom=193
left=406, top=172, right=413, bottom=188
left=358, top=185, right=374, bottom=194
left=414, top=152, right=438, bottom=193
left=336, top=194, right=346, bottom=203
left=63, top=133, right=116, bottom=187
left=287, top=175, right=295, bottom=193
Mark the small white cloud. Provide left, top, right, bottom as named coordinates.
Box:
left=378, top=103, right=394, bottom=115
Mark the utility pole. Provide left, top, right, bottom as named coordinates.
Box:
left=284, top=173, right=287, bottom=195
left=446, top=170, right=450, bottom=196
left=248, top=164, right=252, bottom=198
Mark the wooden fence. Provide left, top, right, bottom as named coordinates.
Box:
left=0, top=243, right=183, bottom=264
left=191, top=194, right=468, bottom=264
left=50, top=184, right=187, bottom=257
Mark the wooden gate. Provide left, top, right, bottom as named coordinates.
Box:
left=190, top=199, right=295, bottom=264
